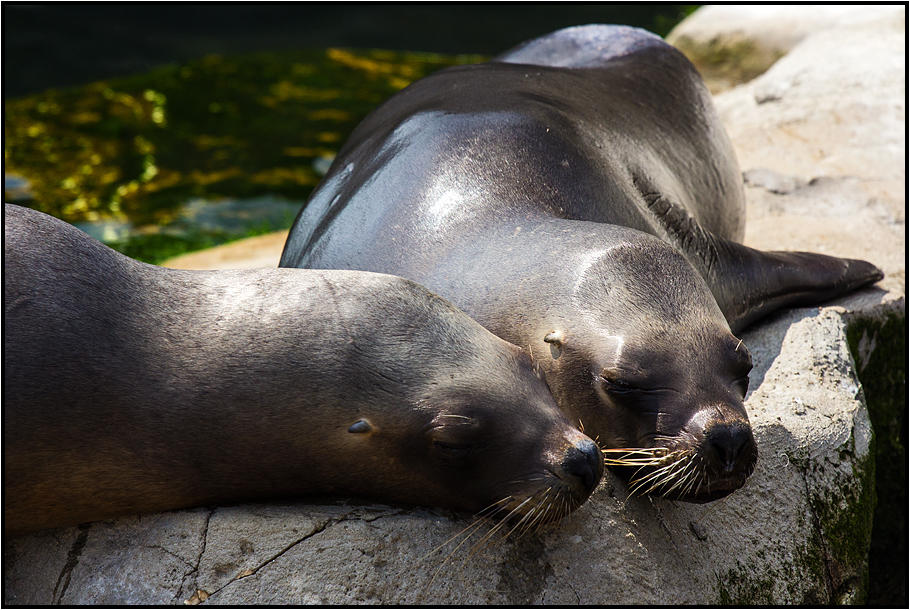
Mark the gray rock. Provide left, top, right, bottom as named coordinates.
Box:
left=713, top=8, right=905, bottom=297
left=3, top=305, right=880, bottom=605
left=667, top=4, right=905, bottom=93
left=4, top=7, right=904, bottom=605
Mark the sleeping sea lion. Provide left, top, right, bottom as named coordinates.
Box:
left=279, top=25, right=882, bottom=502
left=4, top=203, right=603, bottom=536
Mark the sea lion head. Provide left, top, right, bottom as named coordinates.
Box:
left=331, top=285, right=604, bottom=526
left=538, top=234, right=757, bottom=503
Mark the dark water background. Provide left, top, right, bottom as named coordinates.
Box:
left=3, top=4, right=697, bottom=262
left=3, top=4, right=696, bottom=98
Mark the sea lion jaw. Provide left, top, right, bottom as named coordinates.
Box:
left=407, top=360, right=605, bottom=524
left=590, top=328, right=758, bottom=503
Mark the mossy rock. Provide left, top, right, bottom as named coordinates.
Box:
left=669, top=33, right=785, bottom=93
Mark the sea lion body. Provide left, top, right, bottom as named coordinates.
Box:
left=280, top=25, right=882, bottom=502
left=4, top=204, right=603, bottom=536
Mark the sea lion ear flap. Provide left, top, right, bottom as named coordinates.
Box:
left=705, top=238, right=883, bottom=334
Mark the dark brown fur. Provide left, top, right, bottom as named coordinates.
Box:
left=279, top=25, right=881, bottom=502
left=4, top=204, right=603, bottom=536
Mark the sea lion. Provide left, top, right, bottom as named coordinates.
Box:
left=279, top=25, right=883, bottom=502
left=3, top=203, right=603, bottom=537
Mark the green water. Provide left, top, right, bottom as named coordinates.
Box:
left=4, top=48, right=484, bottom=263
left=4, top=6, right=701, bottom=264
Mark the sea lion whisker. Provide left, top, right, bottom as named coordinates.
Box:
left=436, top=414, right=477, bottom=422
left=602, top=448, right=668, bottom=465
left=642, top=476, right=676, bottom=496
left=661, top=456, right=702, bottom=496
left=687, top=459, right=705, bottom=494
left=507, top=487, right=557, bottom=535
left=420, top=512, right=492, bottom=563
left=607, top=447, right=665, bottom=454
left=424, top=494, right=550, bottom=594
left=419, top=514, right=495, bottom=597
left=627, top=463, right=675, bottom=491
left=669, top=467, right=696, bottom=497
left=682, top=459, right=707, bottom=498
left=623, top=451, right=685, bottom=486
left=475, top=494, right=538, bottom=545
left=465, top=507, right=523, bottom=558
left=680, top=469, right=704, bottom=500
left=512, top=474, right=549, bottom=483
left=628, top=458, right=683, bottom=489
left=634, top=455, right=696, bottom=496
left=521, top=491, right=561, bottom=538
left=508, top=491, right=552, bottom=535
left=475, top=495, right=517, bottom=519
left=518, top=491, right=556, bottom=538
left=659, top=466, right=696, bottom=497
left=603, top=456, right=665, bottom=467
left=525, top=503, right=554, bottom=538
left=542, top=494, right=568, bottom=532
left=421, top=495, right=536, bottom=580
left=508, top=501, right=543, bottom=541
left=418, top=516, right=492, bottom=592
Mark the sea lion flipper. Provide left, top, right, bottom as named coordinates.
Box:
left=637, top=188, right=883, bottom=333
left=707, top=239, right=884, bottom=333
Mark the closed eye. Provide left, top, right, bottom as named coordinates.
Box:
left=598, top=375, right=638, bottom=396
left=595, top=372, right=674, bottom=396
left=433, top=440, right=475, bottom=459
left=733, top=375, right=750, bottom=397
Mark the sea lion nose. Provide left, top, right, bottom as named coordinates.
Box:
left=707, top=422, right=755, bottom=473
left=565, top=437, right=605, bottom=493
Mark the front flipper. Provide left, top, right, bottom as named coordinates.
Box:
left=704, top=240, right=884, bottom=334
left=642, top=190, right=884, bottom=333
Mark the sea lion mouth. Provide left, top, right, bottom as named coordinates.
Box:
left=479, top=483, right=592, bottom=533
left=480, top=448, right=602, bottom=531
left=603, top=446, right=755, bottom=503
left=476, top=434, right=604, bottom=530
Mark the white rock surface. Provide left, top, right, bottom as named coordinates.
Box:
left=4, top=6, right=904, bottom=604
left=669, top=4, right=904, bottom=60
left=714, top=9, right=905, bottom=297
left=666, top=4, right=906, bottom=93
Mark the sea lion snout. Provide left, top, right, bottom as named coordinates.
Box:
left=705, top=420, right=756, bottom=474
left=560, top=435, right=605, bottom=497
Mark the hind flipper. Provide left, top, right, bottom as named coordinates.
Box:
left=703, top=240, right=883, bottom=334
